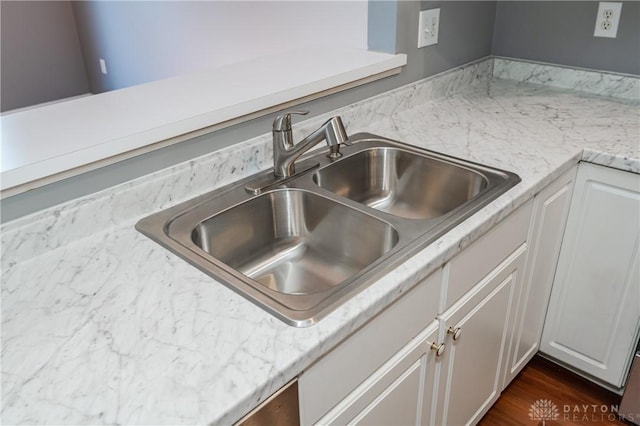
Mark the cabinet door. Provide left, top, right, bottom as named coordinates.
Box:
left=317, top=321, right=440, bottom=426
left=540, top=163, right=640, bottom=388
left=299, top=270, right=441, bottom=425
left=436, top=245, right=527, bottom=426
left=502, top=167, right=577, bottom=388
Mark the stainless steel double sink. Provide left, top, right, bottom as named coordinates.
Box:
left=136, top=134, right=520, bottom=327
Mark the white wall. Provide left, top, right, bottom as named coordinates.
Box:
left=73, top=1, right=368, bottom=93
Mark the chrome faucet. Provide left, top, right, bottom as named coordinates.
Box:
left=272, top=110, right=347, bottom=178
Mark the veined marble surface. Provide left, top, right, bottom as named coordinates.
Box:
left=2, top=59, right=639, bottom=425
left=493, top=57, right=640, bottom=101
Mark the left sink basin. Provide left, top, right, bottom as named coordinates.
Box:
left=137, top=182, right=401, bottom=327
left=190, top=189, right=398, bottom=296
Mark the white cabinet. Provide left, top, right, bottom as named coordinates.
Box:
left=317, top=321, right=440, bottom=425
left=540, top=163, right=640, bottom=388
left=502, top=167, right=577, bottom=387
left=298, top=270, right=442, bottom=425
left=430, top=199, right=532, bottom=426
left=435, top=244, right=527, bottom=426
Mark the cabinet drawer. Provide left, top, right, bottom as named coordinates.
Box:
left=298, top=269, right=441, bottom=425
left=444, top=199, right=532, bottom=311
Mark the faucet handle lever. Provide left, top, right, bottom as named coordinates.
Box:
left=273, top=110, right=309, bottom=132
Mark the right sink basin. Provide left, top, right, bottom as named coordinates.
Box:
left=312, top=147, right=489, bottom=220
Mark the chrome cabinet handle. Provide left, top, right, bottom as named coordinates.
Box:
left=447, top=326, right=462, bottom=341
left=430, top=342, right=446, bottom=357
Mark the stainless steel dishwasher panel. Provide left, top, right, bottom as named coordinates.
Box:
left=235, top=380, right=299, bottom=426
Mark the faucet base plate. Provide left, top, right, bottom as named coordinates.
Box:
left=245, top=159, right=319, bottom=195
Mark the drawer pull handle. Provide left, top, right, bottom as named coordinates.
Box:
left=447, top=326, right=462, bottom=341
left=430, top=342, right=446, bottom=357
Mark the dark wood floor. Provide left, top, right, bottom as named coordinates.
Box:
left=478, top=356, right=630, bottom=425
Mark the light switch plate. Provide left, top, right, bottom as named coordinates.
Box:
left=418, top=8, right=439, bottom=48
left=594, top=2, right=622, bottom=38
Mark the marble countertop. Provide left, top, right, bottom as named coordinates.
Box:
left=2, top=60, right=639, bottom=425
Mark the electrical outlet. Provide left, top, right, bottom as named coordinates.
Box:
left=594, top=2, right=622, bottom=38
left=99, top=58, right=108, bottom=75
left=418, top=8, right=439, bottom=48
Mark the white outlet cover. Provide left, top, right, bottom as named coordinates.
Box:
left=594, top=2, right=622, bottom=38
left=418, top=8, right=440, bottom=48
left=99, top=58, right=108, bottom=75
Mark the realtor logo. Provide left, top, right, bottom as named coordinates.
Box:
left=529, top=399, right=560, bottom=425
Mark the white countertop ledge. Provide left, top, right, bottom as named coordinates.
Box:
left=0, top=47, right=406, bottom=195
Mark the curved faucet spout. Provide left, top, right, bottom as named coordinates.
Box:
left=272, top=113, right=347, bottom=178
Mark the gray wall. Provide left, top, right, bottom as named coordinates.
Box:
left=1, top=1, right=498, bottom=221
left=492, top=1, right=640, bottom=75
left=404, top=1, right=496, bottom=81
left=0, top=1, right=89, bottom=112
